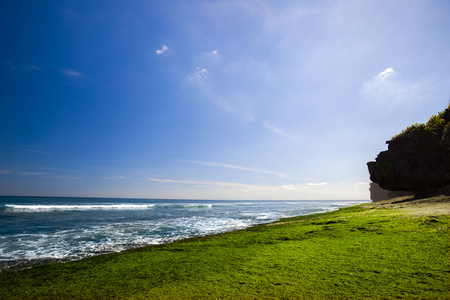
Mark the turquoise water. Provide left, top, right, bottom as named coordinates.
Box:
left=0, top=196, right=368, bottom=270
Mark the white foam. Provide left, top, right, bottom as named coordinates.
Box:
left=153, top=204, right=212, bottom=209
left=5, top=203, right=213, bottom=212
left=0, top=216, right=245, bottom=261
left=0, top=200, right=363, bottom=265
left=5, top=204, right=156, bottom=212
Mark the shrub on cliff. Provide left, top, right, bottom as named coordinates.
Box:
left=392, top=103, right=450, bottom=141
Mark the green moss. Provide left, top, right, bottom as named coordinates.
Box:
left=1, top=204, right=448, bottom=299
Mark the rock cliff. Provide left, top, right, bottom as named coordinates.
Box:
left=367, top=104, right=450, bottom=196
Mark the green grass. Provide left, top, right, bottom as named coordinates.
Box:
left=1, top=204, right=448, bottom=299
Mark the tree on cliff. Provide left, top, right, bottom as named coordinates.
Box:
left=391, top=103, right=450, bottom=145
left=367, top=104, right=450, bottom=196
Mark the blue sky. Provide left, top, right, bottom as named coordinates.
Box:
left=1, top=0, right=449, bottom=200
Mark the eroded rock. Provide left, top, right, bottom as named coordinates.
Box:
left=367, top=104, right=450, bottom=196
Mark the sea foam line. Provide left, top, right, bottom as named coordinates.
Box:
left=4, top=204, right=155, bottom=212
left=4, top=203, right=212, bottom=212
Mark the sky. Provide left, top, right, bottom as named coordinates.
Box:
left=1, top=0, right=449, bottom=200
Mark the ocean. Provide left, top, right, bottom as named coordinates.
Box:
left=0, top=196, right=368, bottom=271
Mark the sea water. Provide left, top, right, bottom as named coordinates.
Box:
left=0, top=196, right=368, bottom=271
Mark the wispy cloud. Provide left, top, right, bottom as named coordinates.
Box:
left=185, top=79, right=255, bottom=121
left=104, top=176, right=128, bottom=179
left=0, top=165, right=82, bottom=180
left=10, top=147, right=51, bottom=155
left=59, top=69, right=85, bottom=78
left=23, top=65, right=43, bottom=71
left=146, top=178, right=366, bottom=200
left=182, top=160, right=287, bottom=178
left=156, top=45, right=168, bottom=55
left=21, top=171, right=81, bottom=180
left=52, top=175, right=81, bottom=180
left=263, top=123, right=299, bottom=140
left=19, top=172, right=48, bottom=176
left=1, top=60, right=43, bottom=72
left=148, top=177, right=262, bottom=189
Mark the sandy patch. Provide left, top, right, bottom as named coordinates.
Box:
left=367, top=195, right=450, bottom=216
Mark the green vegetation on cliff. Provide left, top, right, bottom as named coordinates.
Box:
left=1, top=200, right=448, bottom=299
left=392, top=103, right=450, bottom=142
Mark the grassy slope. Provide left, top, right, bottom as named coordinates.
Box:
left=0, top=199, right=448, bottom=299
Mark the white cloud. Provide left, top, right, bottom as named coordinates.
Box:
left=59, top=69, right=85, bottom=78
left=104, top=176, right=127, bottom=179
left=306, top=182, right=328, bottom=186
left=194, top=67, right=208, bottom=79
left=203, top=49, right=221, bottom=61
left=0, top=169, right=12, bottom=174
left=281, top=184, right=297, bottom=191
left=189, top=67, right=208, bottom=82
left=199, top=49, right=222, bottom=66
left=156, top=45, right=168, bottom=55
left=361, top=68, right=396, bottom=98
left=196, top=67, right=208, bottom=79
left=182, top=160, right=287, bottom=178
left=361, top=68, right=432, bottom=107
left=377, top=67, right=394, bottom=79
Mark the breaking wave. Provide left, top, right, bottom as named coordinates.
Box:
left=4, top=203, right=212, bottom=212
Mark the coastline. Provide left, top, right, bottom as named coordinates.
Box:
left=0, top=258, right=65, bottom=274
left=1, top=196, right=448, bottom=299
left=0, top=197, right=365, bottom=273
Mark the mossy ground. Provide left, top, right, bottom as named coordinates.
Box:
left=1, top=201, right=448, bottom=299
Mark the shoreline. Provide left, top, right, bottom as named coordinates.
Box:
left=1, top=196, right=446, bottom=274
left=1, top=195, right=448, bottom=299
left=0, top=200, right=369, bottom=273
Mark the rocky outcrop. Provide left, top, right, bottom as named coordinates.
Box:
left=369, top=183, right=413, bottom=202
left=367, top=104, right=450, bottom=197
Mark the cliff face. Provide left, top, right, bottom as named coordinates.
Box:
left=369, top=182, right=413, bottom=202
left=367, top=104, right=450, bottom=196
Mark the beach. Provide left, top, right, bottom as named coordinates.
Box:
left=0, top=197, right=366, bottom=273
left=0, top=196, right=448, bottom=299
